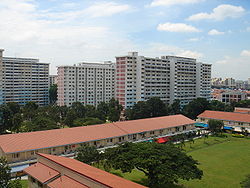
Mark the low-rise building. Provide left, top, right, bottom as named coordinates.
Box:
left=24, top=153, right=146, bottom=188
left=234, top=107, right=250, bottom=114
left=214, top=90, right=247, bottom=104
left=197, top=110, right=250, bottom=132
left=0, top=115, right=195, bottom=172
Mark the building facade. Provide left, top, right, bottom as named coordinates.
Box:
left=197, top=110, right=250, bottom=133
left=24, top=153, right=146, bottom=188
left=218, top=91, right=247, bottom=104
left=0, top=115, right=195, bottom=169
left=0, top=49, right=49, bottom=106
left=57, top=62, right=115, bottom=106
left=116, top=52, right=211, bottom=108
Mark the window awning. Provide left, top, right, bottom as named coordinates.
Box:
left=195, top=123, right=208, bottom=128
left=157, top=137, right=170, bottom=143
left=223, top=126, right=233, bottom=130
left=11, top=164, right=30, bottom=173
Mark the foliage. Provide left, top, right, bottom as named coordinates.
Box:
left=209, top=100, right=233, bottom=112
left=107, top=98, right=123, bottom=122
left=208, top=119, right=224, bottom=135
left=72, top=117, right=105, bottom=127
left=104, top=142, right=203, bottom=187
left=241, top=174, right=250, bottom=188
left=168, top=99, right=181, bottom=115
left=7, top=179, right=22, bottom=188
left=183, top=98, right=210, bottom=119
left=49, top=84, right=58, bottom=104
left=75, top=144, right=100, bottom=165
left=125, top=97, right=168, bottom=120
left=235, top=100, right=250, bottom=108
left=0, top=157, right=11, bottom=188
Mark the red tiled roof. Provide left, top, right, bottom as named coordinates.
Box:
left=38, top=153, right=147, bottom=188
left=0, top=115, right=194, bottom=153
left=24, top=163, right=59, bottom=183
left=198, top=110, right=250, bottom=123
left=48, top=175, right=89, bottom=188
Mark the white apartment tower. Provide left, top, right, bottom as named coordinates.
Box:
left=57, top=62, right=115, bottom=106
left=0, top=49, right=49, bottom=106
left=116, top=52, right=211, bottom=108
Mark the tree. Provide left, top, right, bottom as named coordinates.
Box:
left=32, top=116, right=58, bottom=131
left=0, top=103, right=21, bottom=133
left=72, top=117, right=105, bottom=127
left=125, top=101, right=150, bottom=120
left=208, top=119, right=224, bottom=135
left=8, top=179, right=22, bottom=188
left=241, top=174, right=250, bottom=188
left=64, top=110, right=78, bottom=126
left=49, top=84, right=58, bottom=104
left=146, top=97, right=168, bottom=117
left=71, top=102, right=86, bottom=118
left=23, top=102, right=38, bottom=121
left=85, top=105, right=97, bottom=118
left=104, top=142, right=203, bottom=187
left=169, top=99, right=181, bottom=115
left=96, top=102, right=109, bottom=121
left=183, top=98, right=210, bottom=119
left=125, top=97, right=168, bottom=120
left=0, top=157, right=11, bottom=188
left=75, top=144, right=100, bottom=165
left=107, top=98, right=123, bottom=122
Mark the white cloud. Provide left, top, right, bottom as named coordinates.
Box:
left=187, top=4, right=245, bottom=21
left=240, top=50, right=250, bottom=57
left=188, top=37, right=200, bottom=42
left=84, top=2, right=131, bottom=18
left=157, top=22, right=200, bottom=32
left=150, top=0, right=203, bottom=7
left=0, top=0, right=136, bottom=74
left=146, top=43, right=203, bottom=59
left=208, top=29, right=225, bottom=35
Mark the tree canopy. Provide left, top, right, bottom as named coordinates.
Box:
left=208, top=119, right=224, bottom=134
left=104, top=142, right=203, bottom=187
left=75, top=144, right=100, bottom=165
left=49, top=84, right=58, bottom=104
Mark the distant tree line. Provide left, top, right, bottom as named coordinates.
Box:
left=0, top=98, right=122, bottom=134
left=125, top=97, right=246, bottom=120
left=1, top=96, right=249, bottom=134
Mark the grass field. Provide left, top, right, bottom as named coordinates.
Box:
left=20, top=180, right=28, bottom=188
left=110, top=135, right=250, bottom=188
left=180, top=135, right=250, bottom=188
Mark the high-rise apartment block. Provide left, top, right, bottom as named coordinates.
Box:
left=57, top=62, right=115, bottom=106
left=0, top=49, right=49, bottom=106
left=116, top=52, right=211, bottom=108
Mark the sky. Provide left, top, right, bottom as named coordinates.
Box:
left=0, top=0, right=249, bottom=80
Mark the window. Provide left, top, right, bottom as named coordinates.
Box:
left=12, top=153, right=19, bottom=158
left=238, top=122, right=243, bottom=125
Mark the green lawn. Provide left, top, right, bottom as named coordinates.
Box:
left=180, top=135, right=250, bottom=188
left=111, top=135, right=250, bottom=188
left=20, top=180, right=28, bottom=188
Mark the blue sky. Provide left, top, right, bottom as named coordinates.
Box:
left=0, top=0, right=249, bottom=79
